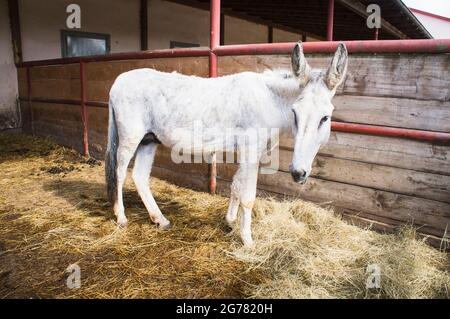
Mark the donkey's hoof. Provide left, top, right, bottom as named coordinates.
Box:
left=117, top=218, right=128, bottom=228
left=242, top=237, right=255, bottom=248
left=226, top=220, right=236, bottom=229
left=159, top=221, right=171, bottom=230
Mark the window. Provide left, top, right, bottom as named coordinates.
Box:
left=170, top=41, right=200, bottom=48
left=61, top=30, right=110, bottom=58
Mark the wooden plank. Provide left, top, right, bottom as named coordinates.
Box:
left=85, top=57, right=209, bottom=101
left=30, top=64, right=80, bottom=100
left=218, top=53, right=450, bottom=101
left=333, top=95, right=450, bottom=133
left=341, top=212, right=449, bottom=249
left=153, top=146, right=209, bottom=178
left=254, top=171, right=450, bottom=234
left=19, top=100, right=32, bottom=133
left=32, top=102, right=81, bottom=124
left=273, top=148, right=450, bottom=203
left=87, top=107, right=108, bottom=158
left=33, top=121, right=83, bottom=153
left=340, top=209, right=448, bottom=240
left=152, top=166, right=209, bottom=193
left=30, top=102, right=83, bottom=152
left=17, top=67, right=27, bottom=99
left=280, top=132, right=450, bottom=176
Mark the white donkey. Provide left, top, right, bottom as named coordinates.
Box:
left=105, top=42, right=348, bottom=247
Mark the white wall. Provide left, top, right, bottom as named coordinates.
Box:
left=224, top=15, right=267, bottom=44
left=19, top=0, right=140, bottom=61
left=18, top=0, right=321, bottom=60
left=148, top=0, right=209, bottom=49
left=412, top=11, right=450, bottom=39
left=0, top=0, right=19, bottom=130
left=273, top=28, right=302, bottom=42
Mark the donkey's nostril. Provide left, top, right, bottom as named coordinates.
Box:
left=291, top=169, right=307, bottom=182
left=299, top=169, right=307, bottom=178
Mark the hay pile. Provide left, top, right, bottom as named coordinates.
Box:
left=0, top=132, right=448, bottom=298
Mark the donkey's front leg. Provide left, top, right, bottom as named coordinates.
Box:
left=230, top=163, right=259, bottom=247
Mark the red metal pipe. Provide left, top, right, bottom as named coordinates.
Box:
left=213, top=39, right=450, bottom=55
left=17, top=47, right=211, bottom=67
left=210, top=0, right=220, bottom=50
left=15, top=39, right=450, bottom=68
left=374, top=28, right=379, bottom=41
left=327, top=0, right=334, bottom=41
left=208, top=0, right=221, bottom=194
left=26, top=66, right=34, bottom=135
left=80, top=62, right=90, bottom=157
left=331, top=122, right=450, bottom=144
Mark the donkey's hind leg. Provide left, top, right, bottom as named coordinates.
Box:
left=115, top=138, right=142, bottom=227
left=132, top=142, right=171, bottom=230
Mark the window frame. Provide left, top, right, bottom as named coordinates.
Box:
left=170, top=40, right=200, bottom=49
left=61, top=30, right=111, bottom=58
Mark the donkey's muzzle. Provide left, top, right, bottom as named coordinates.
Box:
left=291, top=169, right=307, bottom=184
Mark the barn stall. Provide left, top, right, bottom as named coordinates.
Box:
left=15, top=38, right=450, bottom=248
left=2, top=0, right=450, bottom=298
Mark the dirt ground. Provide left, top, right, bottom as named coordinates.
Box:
left=0, top=132, right=448, bottom=299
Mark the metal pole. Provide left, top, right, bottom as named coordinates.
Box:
left=208, top=0, right=220, bottom=194
left=80, top=62, right=89, bottom=157
left=212, top=39, right=450, bottom=55
left=16, top=39, right=450, bottom=68
left=327, top=0, right=334, bottom=41
left=331, top=122, right=450, bottom=144
left=374, top=28, right=379, bottom=40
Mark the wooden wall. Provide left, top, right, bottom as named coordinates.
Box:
left=17, top=52, right=450, bottom=247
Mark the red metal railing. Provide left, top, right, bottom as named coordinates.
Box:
left=327, top=0, right=334, bottom=41
left=208, top=0, right=221, bottom=193
left=18, top=0, right=450, bottom=194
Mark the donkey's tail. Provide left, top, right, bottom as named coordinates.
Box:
left=105, top=101, right=118, bottom=204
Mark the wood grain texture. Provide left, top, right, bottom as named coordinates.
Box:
left=280, top=132, right=450, bottom=175
left=152, top=166, right=209, bottom=193
left=274, top=148, right=450, bottom=203
left=333, top=95, right=450, bottom=132
left=86, top=57, right=209, bottom=101
left=30, top=64, right=80, bottom=100
left=17, top=67, right=27, bottom=99
left=218, top=53, right=450, bottom=101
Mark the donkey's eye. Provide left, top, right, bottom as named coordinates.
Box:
left=319, top=116, right=330, bottom=128
left=292, top=110, right=298, bottom=127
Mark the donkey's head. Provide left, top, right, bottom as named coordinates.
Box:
left=289, top=42, right=348, bottom=184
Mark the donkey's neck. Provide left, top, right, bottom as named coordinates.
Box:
left=264, top=69, right=299, bottom=98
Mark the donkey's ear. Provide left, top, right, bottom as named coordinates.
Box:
left=325, top=42, right=348, bottom=92
left=291, top=41, right=311, bottom=87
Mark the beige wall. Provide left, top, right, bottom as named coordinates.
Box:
left=147, top=1, right=305, bottom=48
left=148, top=0, right=209, bottom=49
left=273, top=28, right=302, bottom=42
left=19, top=0, right=140, bottom=61
left=224, top=15, right=268, bottom=44
left=0, top=0, right=19, bottom=129
left=17, top=0, right=321, bottom=60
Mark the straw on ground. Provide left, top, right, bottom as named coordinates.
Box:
left=0, top=133, right=448, bottom=298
